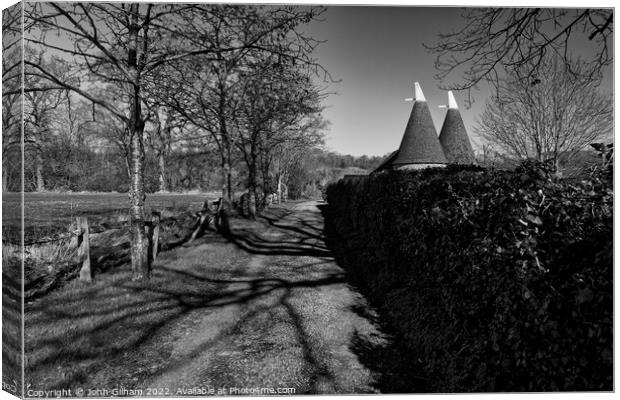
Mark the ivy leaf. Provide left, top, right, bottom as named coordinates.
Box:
left=526, top=214, right=543, bottom=226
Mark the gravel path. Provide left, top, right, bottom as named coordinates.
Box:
left=59, top=202, right=387, bottom=396
left=135, top=200, right=390, bottom=394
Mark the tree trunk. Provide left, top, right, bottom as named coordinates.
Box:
left=276, top=174, right=282, bottom=204
left=218, top=148, right=233, bottom=236
left=129, top=122, right=149, bottom=280
left=226, top=145, right=233, bottom=203
left=216, top=82, right=233, bottom=205
left=261, top=158, right=270, bottom=206
left=128, top=4, right=149, bottom=281
left=219, top=117, right=233, bottom=205
left=281, top=182, right=288, bottom=202
left=35, top=151, right=44, bottom=192
left=248, top=187, right=257, bottom=219
left=221, top=153, right=232, bottom=204
left=245, top=142, right=260, bottom=219
left=2, top=164, right=7, bottom=192
left=262, top=176, right=269, bottom=208
left=214, top=197, right=231, bottom=237
left=158, top=152, right=167, bottom=192
left=247, top=165, right=257, bottom=220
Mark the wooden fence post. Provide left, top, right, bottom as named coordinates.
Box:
left=215, top=198, right=231, bottom=237
left=77, top=216, right=91, bottom=282
left=189, top=212, right=210, bottom=243
left=151, top=211, right=160, bottom=261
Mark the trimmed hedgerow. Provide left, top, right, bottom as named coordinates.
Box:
left=325, top=163, right=612, bottom=392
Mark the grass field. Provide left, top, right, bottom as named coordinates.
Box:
left=2, top=192, right=220, bottom=243
left=2, top=191, right=226, bottom=305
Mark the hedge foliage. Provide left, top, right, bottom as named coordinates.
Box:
left=325, top=163, right=612, bottom=392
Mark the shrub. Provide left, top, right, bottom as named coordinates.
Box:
left=324, top=163, right=612, bottom=392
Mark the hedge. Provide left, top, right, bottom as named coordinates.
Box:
left=324, top=163, right=612, bottom=392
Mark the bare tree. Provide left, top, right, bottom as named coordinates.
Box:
left=25, top=2, right=185, bottom=279
left=157, top=52, right=237, bottom=206
left=2, top=4, right=22, bottom=191
left=23, top=51, right=70, bottom=191
left=158, top=5, right=329, bottom=208
left=426, top=8, right=613, bottom=99
left=145, top=106, right=185, bottom=192
left=474, top=56, right=613, bottom=171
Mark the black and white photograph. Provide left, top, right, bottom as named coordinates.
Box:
left=1, top=1, right=615, bottom=397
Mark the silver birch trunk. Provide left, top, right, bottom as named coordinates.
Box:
left=127, top=4, right=149, bottom=280
left=35, top=151, right=44, bottom=192
left=158, top=152, right=167, bottom=192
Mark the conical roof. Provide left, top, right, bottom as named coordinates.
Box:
left=392, top=83, right=447, bottom=166
left=438, top=91, right=475, bottom=164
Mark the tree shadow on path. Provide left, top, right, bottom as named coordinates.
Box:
left=24, top=201, right=348, bottom=393
left=223, top=206, right=331, bottom=257
left=25, top=257, right=346, bottom=391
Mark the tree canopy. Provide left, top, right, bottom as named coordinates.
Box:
left=427, top=8, right=613, bottom=99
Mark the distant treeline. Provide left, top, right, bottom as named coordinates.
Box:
left=8, top=141, right=605, bottom=195
left=9, top=144, right=387, bottom=196
left=7, top=133, right=605, bottom=195
left=314, top=152, right=387, bottom=171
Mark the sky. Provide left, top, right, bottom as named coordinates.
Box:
left=12, top=2, right=613, bottom=159
left=304, top=6, right=614, bottom=157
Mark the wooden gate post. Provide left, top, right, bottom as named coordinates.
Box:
left=77, top=216, right=92, bottom=282
left=151, top=211, right=160, bottom=261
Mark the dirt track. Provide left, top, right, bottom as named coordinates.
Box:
left=25, top=200, right=392, bottom=395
